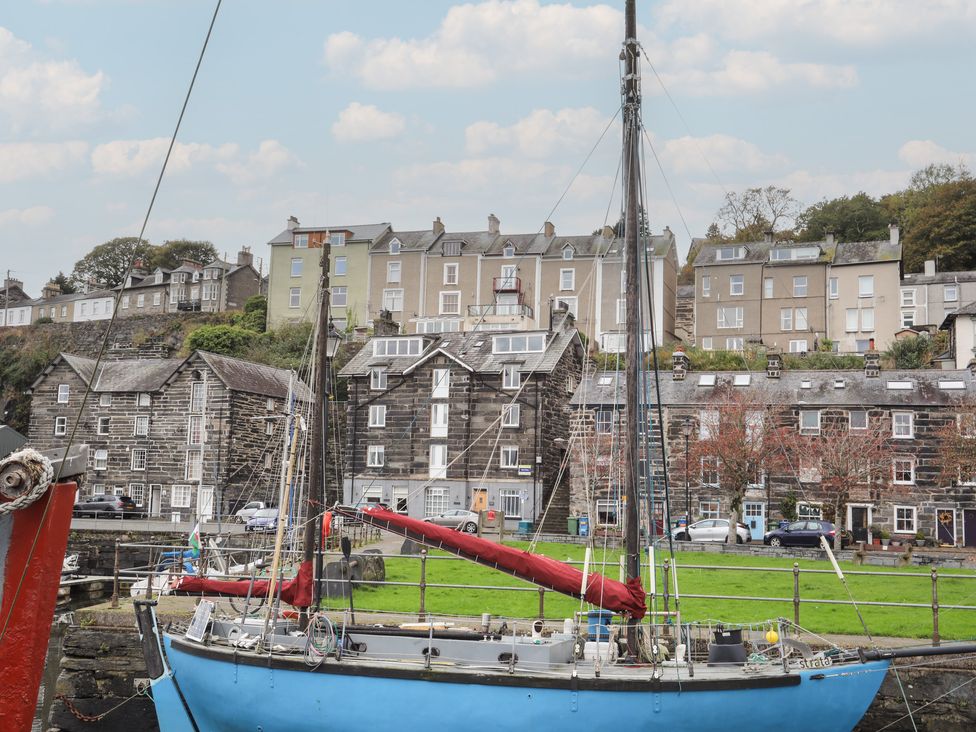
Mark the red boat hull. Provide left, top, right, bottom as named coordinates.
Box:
left=0, top=480, right=77, bottom=732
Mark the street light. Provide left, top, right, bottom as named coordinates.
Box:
left=681, top=418, right=694, bottom=523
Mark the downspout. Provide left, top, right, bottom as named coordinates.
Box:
left=350, top=379, right=359, bottom=504
left=533, top=377, right=540, bottom=524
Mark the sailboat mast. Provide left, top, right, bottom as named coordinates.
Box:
left=303, top=237, right=332, bottom=614
left=622, top=0, right=642, bottom=659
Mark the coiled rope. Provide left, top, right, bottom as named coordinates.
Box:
left=0, top=448, right=54, bottom=516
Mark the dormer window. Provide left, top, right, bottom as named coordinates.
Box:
left=503, top=242, right=515, bottom=258
left=294, top=233, right=309, bottom=248
left=329, top=232, right=346, bottom=248
left=387, top=238, right=402, bottom=255
left=562, top=246, right=574, bottom=260
left=443, top=240, right=462, bottom=257
left=716, top=246, right=745, bottom=261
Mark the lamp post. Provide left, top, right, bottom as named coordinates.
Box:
left=681, top=419, right=694, bottom=523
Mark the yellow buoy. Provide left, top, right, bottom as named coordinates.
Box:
left=765, top=629, right=779, bottom=644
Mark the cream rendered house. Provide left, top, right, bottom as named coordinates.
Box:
left=266, top=217, right=390, bottom=330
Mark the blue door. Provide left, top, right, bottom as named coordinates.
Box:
left=744, top=502, right=765, bottom=541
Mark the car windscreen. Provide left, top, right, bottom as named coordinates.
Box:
left=252, top=509, right=277, bottom=518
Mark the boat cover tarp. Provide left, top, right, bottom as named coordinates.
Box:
left=337, top=505, right=646, bottom=619
left=172, top=560, right=313, bottom=607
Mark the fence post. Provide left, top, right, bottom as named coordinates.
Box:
left=931, top=568, right=940, bottom=647
left=538, top=587, right=545, bottom=620
left=662, top=559, right=671, bottom=636
left=110, top=539, right=120, bottom=609
left=792, top=563, right=800, bottom=634
left=418, top=549, right=428, bottom=621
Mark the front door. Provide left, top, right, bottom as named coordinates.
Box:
left=937, top=508, right=956, bottom=546
left=965, top=509, right=976, bottom=548
left=472, top=489, right=487, bottom=512
left=744, top=502, right=765, bottom=541
left=148, top=485, right=162, bottom=517
left=850, top=506, right=869, bottom=543
left=197, top=485, right=214, bottom=522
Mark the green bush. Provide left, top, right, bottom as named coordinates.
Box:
left=884, top=335, right=934, bottom=369
left=34, top=317, right=54, bottom=324
left=185, top=324, right=257, bottom=356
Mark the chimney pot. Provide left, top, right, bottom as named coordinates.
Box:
left=373, top=310, right=401, bottom=336
left=287, top=215, right=300, bottom=231
left=433, top=217, right=445, bottom=235
left=237, top=246, right=254, bottom=267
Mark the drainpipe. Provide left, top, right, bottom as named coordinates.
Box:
left=533, top=377, right=540, bottom=524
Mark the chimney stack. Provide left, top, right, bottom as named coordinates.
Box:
left=373, top=310, right=401, bottom=336
left=601, top=225, right=615, bottom=240
left=766, top=349, right=782, bottom=379
left=544, top=221, right=555, bottom=238
left=825, top=231, right=835, bottom=246
left=432, top=217, right=445, bottom=235
left=41, top=282, right=61, bottom=300
left=488, top=213, right=500, bottom=234
left=864, top=350, right=881, bottom=378
left=764, top=230, right=774, bottom=243
left=672, top=347, right=689, bottom=381
left=889, top=223, right=900, bottom=247
left=237, top=246, right=254, bottom=267
left=924, top=259, right=936, bottom=276
left=3, top=277, right=24, bottom=291
left=287, top=215, right=300, bottom=231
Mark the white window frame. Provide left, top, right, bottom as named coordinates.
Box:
left=424, top=486, right=448, bottom=516
left=502, top=364, right=520, bottom=390
left=780, top=308, right=793, bottom=331
left=334, top=256, right=347, bottom=276
left=892, top=457, right=915, bottom=485
left=795, top=307, right=808, bottom=330
left=171, top=484, right=192, bottom=508
left=849, top=410, right=867, bottom=430
left=429, top=445, right=447, bottom=479
left=439, top=291, right=460, bottom=315
left=128, top=483, right=145, bottom=507
left=367, top=445, right=385, bottom=468
left=729, top=274, right=744, bottom=296
left=701, top=275, right=711, bottom=297
left=699, top=500, right=720, bottom=519
left=369, top=405, right=387, bottom=428
left=443, top=240, right=461, bottom=257
left=944, top=284, right=958, bottom=303
left=387, top=261, right=401, bottom=284
left=560, top=268, right=575, bottom=291
left=726, top=337, right=744, bottom=351
left=187, top=414, right=204, bottom=445
left=763, top=277, right=773, bottom=299
left=892, top=411, right=914, bottom=439
left=331, top=287, right=347, bottom=307
left=290, top=258, right=303, bottom=277
left=861, top=307, right=875, bottom=332
left=901, top=310, right=916, bottom=328
left=431, top=403, right=449, bottom=437
left=97, top=416, right=111, bottom=435
left=700, top=336, right=713, bottom=351
left=289, top=287, right=301, bottom=308
left=789, top=339, right=808, bottom=353
left=432, top=369, right=450, bottom=399
left=501, top=490, right=523, bottom=519
left=93, top=449, right=108, bottom=471
left=502, top=403, right=520, bottom=428
left=894, top=506, right=917, bottom=533
left=799, top=410, right=821, bottom=435
left=54, top=416, right=67, bottom=436
left=443, top=263, right=458, bottom=286
left=57, top=384, right=70, bottom=403
left=717, top=306, right=743, bottom=329
left=131, top=449, right=147, bottom=471
left=595, top=499, right=619, bottom=526
left=858, top=275, right=874, bottom=298
left=699, top=409, right=719, bottom=440
left=382, top=288, right=404, bottom=312
left=845, top=308, right=858, bottom=332
left=793, top=275, right=808, bottom=297
left=370, top=368, right=388, bottom=391
left=829, top=277, right=839, bottom=299
left=138, top=392, right=151, bottom=407
left=500, top=446, right=519, bottom=469
left=185, top=450, right=202, bottom=481
left=293, top=233, right=308, bottom=248
left=900, top=289, right=916, bottom=307
left=190, top=382, right=206, bottom=412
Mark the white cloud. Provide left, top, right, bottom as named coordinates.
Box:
left=0, top=26, right=105, bottom=131
left=331, top=103, right=406, bottom=142
left=654, top=1, right=976, bottom=46
left=216, top=139, right=301, bottom=185
left=897, top=140, right=976, bottom=170
left=324, top=0, right=621, bottom=89
left=653, top=50, right=857, bottom=96
left=0, top=141, right=88, bottom=183
left=465, top=107, right=612, bottom=158
left=659, top=134, right=788, bottom=174
left=0, top=205, right=55, bottom=226
left=91, top=138, right=238, bottom=177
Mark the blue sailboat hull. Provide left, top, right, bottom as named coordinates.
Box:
left=154, top=636, right=889, bottom=732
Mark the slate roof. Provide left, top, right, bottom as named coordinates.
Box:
left=339, top=326, right=583, bottom=378
left=677, top=284, right=695, bottom=299
left=571, top=368, right=975, bottom=409
left=371, top=229, right=442, bottom=253
left=269, top=223, right=391, bottom=247
left=28, top=289, right=115, bottom=307
left=902, top=270, right=976, bottom=286
left=31, top=353, right=178, bottom=393
left=0, top=425, right=28, bottom=458
left=832, top=239, right=902, bottom=266
left=693, top=241, right=772, bottom=267
left=195, top=351, right=310, bottom=400
left=940, top=301, right=976, bottom=329
left=694, top=237, right=899, bottom=267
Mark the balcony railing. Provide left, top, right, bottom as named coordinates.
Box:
left=467, top=303, right=533, bottom=318
left=492, top=276, right=521, bottom=293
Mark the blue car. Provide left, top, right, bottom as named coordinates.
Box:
left=245, top=507, right=279, bottom=532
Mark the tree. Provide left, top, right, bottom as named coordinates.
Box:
left=687, top=387, right=792, bottom=542
left=789, top=419, right=891, bottom=550
left=936, top=403, right=976, bottom=489
left=149, top=239, right=219, bottom=270
left=712, top=186, right=801, bottom=241
left=185, top=325, right=257, bottom=356
left=71, top=237, right=154, bottom=289
left=49, top=271, right=77, bottom=295
left=884, top=335, right=935, bottom=369
left=234, top=295, right=267, bottom=333
left=900, top=179, right=976, bottom=272
left=795, top=193, right=889, bottom=243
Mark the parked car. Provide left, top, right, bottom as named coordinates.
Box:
left=245, top=507, right=279, bottom=532
left=235, top=501, right=268, bottom=523
left=72, top=494, right=139, bottom=518
left=763, top=520, right=851, bottom=548
left=672, top=518, right=751, bottom=544
left=422, top=509, right=479, bottom=534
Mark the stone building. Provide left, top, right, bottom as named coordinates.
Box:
left=570, top=354, right=976, bottom=546
left=338, top=313, right=585, bottom=531
left=901, top=259, right=976, bottom=330
left=28, top=350, right=306, bottom=521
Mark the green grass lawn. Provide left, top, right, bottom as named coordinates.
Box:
left=321, top=542, right=976, bottom=641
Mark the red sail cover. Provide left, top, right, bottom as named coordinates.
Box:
left=339, top=506, right=646, bottom=619
left=174, top=559, right=313, bottom=607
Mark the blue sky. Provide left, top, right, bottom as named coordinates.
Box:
left=3, top=0, right=975, bottom=294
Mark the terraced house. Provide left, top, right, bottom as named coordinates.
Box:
left=28, top=351, right=304, bottom=521
left=571, top=352, right=976, bottom=547
left=338, top=314, right=584, bottom=531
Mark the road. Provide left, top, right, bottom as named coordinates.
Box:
left=70, top=516, right=248, bottom=534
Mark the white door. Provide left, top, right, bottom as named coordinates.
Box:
left=197, top=485, right=214, bottom=521
left=149, top=485, right=162, bottom=517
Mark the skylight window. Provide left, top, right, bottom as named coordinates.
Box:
left=800, top=380, right=812, bottom=389
left=939, top=380, right=965, bottom=390
left=834, top=379, right=846, bottom=389
left=698, top=374, right=717, bottom=386
left=886, top=381, right=913, bottom=390
left=597, top=376, right=613, bottom=386
left=733, top=374, right=751, bottom=386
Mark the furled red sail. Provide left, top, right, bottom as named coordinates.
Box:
left=173, top=559, right=313, bottom=607
left=337, top=506, right=646, bottom=619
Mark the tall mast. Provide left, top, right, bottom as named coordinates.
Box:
left=622, top=0, right=642, bottom=660
left=303, top=237, right=332, bottom=618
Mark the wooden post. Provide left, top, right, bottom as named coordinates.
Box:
left=931, top=568, right=940, bottom=647
left=792, top=563, right=801, bottom=633
left=538, top=587, right=545, bottom=620
left=418, top=549, right=428, bottom=621
left=110, top=539, right=120, bottom=609
left=662, top=559, right=671, bottom=636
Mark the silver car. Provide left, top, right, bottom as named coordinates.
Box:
left=674, top=519, right=751, bottom=544
left=423, top=509, right=479, bottom=534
